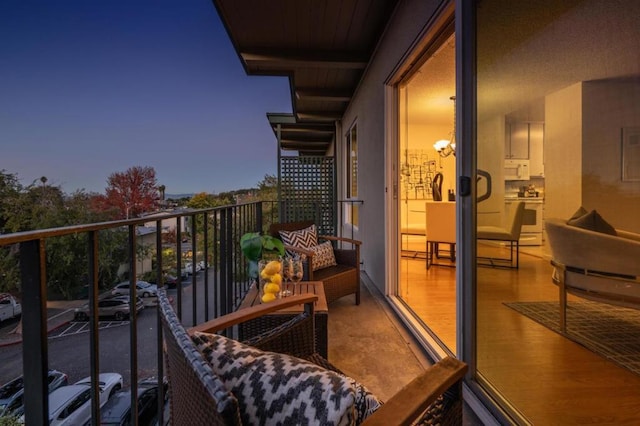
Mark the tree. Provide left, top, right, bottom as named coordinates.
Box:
left=257, top=174, right=279, bottom=228
left=97, top=166, right=160, bottom=219
left=0, top=170, right=23, bottom=232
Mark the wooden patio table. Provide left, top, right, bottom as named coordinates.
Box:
left=237, top=281, right=329, bottom=358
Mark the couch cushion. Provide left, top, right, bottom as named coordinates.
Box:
left=309, top=241, right=338, bottom=271
left=279, top=224, right=318, bottom=260
left=567, top=209, right=617, bottom=236
left=569, top=206, right=588, bottom=221
left=192, top=331, right=382, bottom=425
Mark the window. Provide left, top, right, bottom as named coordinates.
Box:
left=59, top=389, right=90, bottom=419
left=346, top=124, right=359, bottom=227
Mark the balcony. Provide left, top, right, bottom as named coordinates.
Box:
left=0, top=200, right=462, bottom=424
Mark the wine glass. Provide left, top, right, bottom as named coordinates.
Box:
left=280, top=257, right=293, bottom=297
left=290, top=258, right=304, bottom=286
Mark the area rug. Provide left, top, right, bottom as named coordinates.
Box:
left=504, top=300, right=640, bottom=376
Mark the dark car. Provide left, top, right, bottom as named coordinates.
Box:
left=161, top=274, right=179, bottom=289
left=0, top=369, right=68, bottom=417
left=74, top=296, right=144, bottom=321
left=99, top=377, right=169, bottom=426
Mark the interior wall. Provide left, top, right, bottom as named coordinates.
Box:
left=544, top=82, right=583, bottom=221
left=582, top=79, right=640, bottom=232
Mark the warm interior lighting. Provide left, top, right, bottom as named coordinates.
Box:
left=434, top=96, right=456, bottom=157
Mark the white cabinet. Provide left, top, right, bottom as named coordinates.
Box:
left=505, top=122, right=529, bottom=159
left=504, top=122, right=544, bottom=177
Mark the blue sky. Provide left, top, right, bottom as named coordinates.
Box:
left=0, top=0, right=292, bottom=195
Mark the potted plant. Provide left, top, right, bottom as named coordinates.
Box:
left=240, top=232, right=285, bottom=279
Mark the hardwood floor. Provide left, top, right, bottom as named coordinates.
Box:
left=399, top=239, right=640, bottom=424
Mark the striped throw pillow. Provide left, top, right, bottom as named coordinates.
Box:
left=279, top=224, right=318, bottom=259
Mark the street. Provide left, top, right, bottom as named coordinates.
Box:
left=0, top=268, right=225, bottom=388
left=0, top=302, right=161, bottom=387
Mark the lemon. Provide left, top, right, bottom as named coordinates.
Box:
left=261, top=260, right=281, bottom=276
left=264, top=283, right=280, bottom=294
left=269, top=273, right=282, bottom=286
left=261, top=293, right=277, bottom=303
left=260, top=269, right=273, bottom=280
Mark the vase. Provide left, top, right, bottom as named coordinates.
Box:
left=258, top=258, right=283, bottom=303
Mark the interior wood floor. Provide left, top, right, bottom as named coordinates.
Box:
left=399, top=238, right=640, bottom=425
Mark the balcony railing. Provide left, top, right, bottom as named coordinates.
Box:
left=0, top=199, right=362, bottom=425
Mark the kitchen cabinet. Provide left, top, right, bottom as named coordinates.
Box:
left=505, top=122, right=529, bottom=159
left=504, top=122, right=544, bottom=177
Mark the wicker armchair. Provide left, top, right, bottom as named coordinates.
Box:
left=269, top=221, right=361, bottom=305
left=158, top=289, right=468, bottom=425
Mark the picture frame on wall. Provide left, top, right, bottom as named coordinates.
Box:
left=622, top=127, right=640, bottom=181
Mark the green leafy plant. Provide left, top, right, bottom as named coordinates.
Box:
left=240, top=232, right=285, bottom=278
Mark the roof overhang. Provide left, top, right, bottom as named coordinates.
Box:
left=212, top=0, right=399, bottom=155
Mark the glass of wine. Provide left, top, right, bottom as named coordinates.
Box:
left=281, top=257, right=293, bottom=297
left=290, top=258, right=304, bottom=286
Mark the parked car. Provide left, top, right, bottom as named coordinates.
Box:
left=0, top=293, right=22, bottom=323
left=30, top=373, right=123, bottom=425
left=182, top=262, right=202, bottom=275
left=161, top=274, right=179, bottom=289
left=111, top=281, right=157, bottom=298
left=74, top=296, right=144, bottom=321
left=99, top=376, right=169, bottom=426
left=0, top=369, right=68, bottom=418
left=74, top=372, right=123, bottom=402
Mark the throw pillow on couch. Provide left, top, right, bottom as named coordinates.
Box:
left=567, top=208, right=617, bottom=236
left=279, top=225, right=338, bottom=272
left=279, top=224, right=318, bottom=260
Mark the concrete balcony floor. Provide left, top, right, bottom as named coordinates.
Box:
left=328, top=277, right=481, bottom=425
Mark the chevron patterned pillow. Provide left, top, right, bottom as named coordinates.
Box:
left=279, top=224, right=318, bottom=259
left=192, top=330, right=356, bottom=425
left=192, top=331, right=383, bottom=425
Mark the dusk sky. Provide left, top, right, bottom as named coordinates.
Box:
left=1, top=0, right=292, bottom=195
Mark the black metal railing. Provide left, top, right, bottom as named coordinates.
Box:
left=0, top=198, right=362, bottom=425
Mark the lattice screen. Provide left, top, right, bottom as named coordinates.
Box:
left=279, top=156, right=335, bottom=235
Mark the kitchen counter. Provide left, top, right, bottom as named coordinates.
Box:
left=505, top=196, right=544, bottom=203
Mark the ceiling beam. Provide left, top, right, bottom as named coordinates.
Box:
left=277, top=127, right=334, bottom=135
left=280, top=138, right=330, bottom=144
left=241, top=50, right=368, bottom=70
left=295, top=88, right=351, bottom=102
left=296, top=111, right=342, bottom=122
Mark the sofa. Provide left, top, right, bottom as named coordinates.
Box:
left=545, top=212, right=640, bottom=331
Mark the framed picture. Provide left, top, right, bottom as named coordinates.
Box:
left=622, top=127, right=640, bottom=181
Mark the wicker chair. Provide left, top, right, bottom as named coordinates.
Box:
left=158, top=289, right=468, bottom=425
left=269, top=221, right=361, bottom=305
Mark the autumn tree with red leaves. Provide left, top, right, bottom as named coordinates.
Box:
left=97, top=166, right=160, bottom=219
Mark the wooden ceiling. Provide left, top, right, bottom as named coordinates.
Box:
left=212, top=0, right=400, bottom=155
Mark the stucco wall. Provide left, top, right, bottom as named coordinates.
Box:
left=338, top=0, right=446, bottom=293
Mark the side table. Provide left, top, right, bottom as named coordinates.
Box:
left=237, top=281, right=329, bottom=359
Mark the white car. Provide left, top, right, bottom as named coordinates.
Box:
left=21, top=373, right=122, bottom=426
left=111, top=280, right=158, bottom=298
left=183, top=262, right=202, bottom=275
left=73, top=373, right=122, bottom=398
